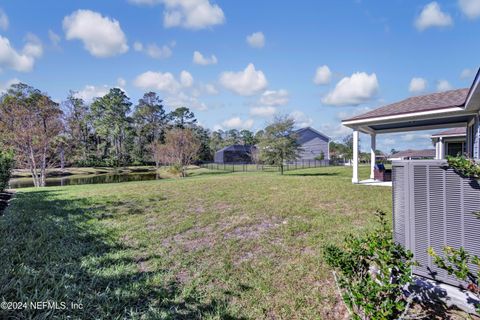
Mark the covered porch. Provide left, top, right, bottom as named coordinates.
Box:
left=342, top=87, right=480, bottom=184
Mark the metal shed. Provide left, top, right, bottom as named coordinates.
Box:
left=214, top=145, right=256, bottom=164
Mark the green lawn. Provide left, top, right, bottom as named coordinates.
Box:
left=0, top=165, right=391, bottom=319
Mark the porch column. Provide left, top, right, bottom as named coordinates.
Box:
left=439, top=137, right=444, bottom=159
left=352, top=130, right=359, bottom=183
left=370, top=133, right=376, bottom=179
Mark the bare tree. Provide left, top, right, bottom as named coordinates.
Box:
left=160, top=128, right=200, bottom=177
left=0, top=83, right=63, bottom=187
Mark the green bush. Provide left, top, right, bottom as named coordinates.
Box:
left=324, top=211, right=415, bottom=319
left=0, top=150, right=14, bottom=192
left=429, top=246, right=480, bottom=312
left=446, top=155, right=480, bottom=179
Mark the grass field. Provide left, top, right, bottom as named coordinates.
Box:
left=0, top=166, right=391, bottom=319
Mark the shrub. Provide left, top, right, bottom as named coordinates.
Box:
left=0, top=150, right=14, bottom=192
left=324, top=211, right=415, bottom=319
left=446, top=156, right=480, bottom=179
left=429, top=246, right=480, bottom=312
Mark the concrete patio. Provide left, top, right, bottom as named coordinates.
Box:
left=357, top=179, right=392, bottom=187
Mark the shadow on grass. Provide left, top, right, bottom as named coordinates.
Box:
left=284, top=172, right=340, bottom=177
left=0, top=190, right=242, bottom=319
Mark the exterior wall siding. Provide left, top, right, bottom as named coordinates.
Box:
left=297, top=137, right=329, bottom=160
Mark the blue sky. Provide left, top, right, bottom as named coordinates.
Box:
left=1, top=0, right=479, bottom=152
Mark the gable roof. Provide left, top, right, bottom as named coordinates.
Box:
left=344, top=88, right=469, bottom=122
left=390, top=149, right=435, bottom=159
left=216, top=144, right=255, bottom=153
left=295, top=127, right=330, bottom=144
left=431, top=127, right=466, bottom=137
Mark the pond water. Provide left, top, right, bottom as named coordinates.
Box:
left=9, top=172, right=162, bottom=189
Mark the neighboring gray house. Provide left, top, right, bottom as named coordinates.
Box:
left=295, top=127, right=331, bottom=161
left=387, top=149, right=435, bottom=161
left=214, top=145, right=256, bottom=164
left=431, top=127, right=466, bottom=159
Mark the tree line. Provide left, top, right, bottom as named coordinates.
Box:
left=0, top=83, right=360, bottom=187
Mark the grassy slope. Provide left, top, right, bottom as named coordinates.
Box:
left=0, top=166, right=390, bottom=319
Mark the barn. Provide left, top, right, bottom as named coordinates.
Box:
left=214, top=145, right=256, bottom=164
left=295, top=127, right=331, bottom=161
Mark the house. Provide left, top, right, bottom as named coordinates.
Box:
left=387, top=149, right=435, bottom=161
left=214, top=145, right=256, bottom=164
left=341, top=68, right=480, bottom=312
left=295, top=127, right=331, bottom=161
left=431, top=127, right=466, bottom=159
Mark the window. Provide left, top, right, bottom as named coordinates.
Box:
left=446, top=142, right=464, bottom=157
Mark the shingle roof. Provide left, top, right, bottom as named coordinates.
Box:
left=294, top=127, right=330, bottom=144
left=344, top=88, right=469, bottom=122
left=431, top=127, right=466, bottom=137
left=390, top=149, right=436, bottom=159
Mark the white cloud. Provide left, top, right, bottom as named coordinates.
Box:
left=259, top=90, right=289, bottom=106
left=117, top=77, right=127, bottom=88
left=74, top=84, right=110, bottom=102
left=48, top=30, right=61, bottom=48
left=180, top=70, right=194, bottom=87
left=313, top=65, right=332, bottom=85
left=415, top=2, right=453, bottom=31
left=460, top=68, right=475, bottom=80
left=246, top=31, right=265, bottom=48
left=0, top=34, right=43, bottom=72
left=221, top=117, right=254, bottom=129
left=134, top=70, right=208, bottom=110
left=436, top=79, right=453, bottom=91
left=0, top=78, right=20, bottom=93
left=318, top=122, right=352, bottom=139
left=250, top=106, right=277, bottom=117
left=289, top=110, right=313, bottom=128
left=162, top=0, right=225, bottom=29
left=219, top=63, right=268, bottom=96
left=322, top=72, right=379, bottom=106
left=193, top=50, right=217, bottom=65
left=128, top=0, right=162, bottom=4
left=63, top=9, right=128, bottom=57
left=0, top=9, right=9, bottom=31
left=133, top=41, right=174, bottom=59
left=409, top=77, right=427, bottom=93
left=134, top=71, right=181, bottom=94
left=459, top=0, right=480, bottom=19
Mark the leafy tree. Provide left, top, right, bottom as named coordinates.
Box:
left=63, top=92, right=92, bottom=165
left=209, top=130, right=225, bottom=156
left=169, top=107, right=197, bottom=128
left=0, top=83, right=63, bottom=187
left=0, top=149, right=14, bottom=192
left=192, top=125, right=212, bottom=162
left=240, top=129, right=257, bottom=145
left=132, top=92, right=167, bottom=163
left=257, top=116, right=301, bottom=174
left=90, top=88, right=132, bottom=166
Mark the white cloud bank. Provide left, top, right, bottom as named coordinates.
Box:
left=313, top=65, right=331, bottom=85
left=221, top=117, right=254, bottom=130
left=63, top=9, right=128, bottom=57
left=459, top=0, right=480, bottom=19
left=259, top=90, right=289, bottom=106
left=415, top=2, right=453, bottom=31
left=193, top=50, right=217, bottom=65
left=0, top=34, right=43, bottom=72
left=219, top=63, right=268, bottom=96
left=246, top=32, right=265, bottom=48
left=162, top=0, right=225, bottom=29
left=322, top=72, right=379, bottom=106
left=460, top=68, right=476, bottom=80
left=250, top=106, right=277, bottom=117
left=290, top=110, right=313, bottom=128
left=409, top=77, right=427, bottom=93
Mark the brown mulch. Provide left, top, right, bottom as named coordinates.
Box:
left=0, top=191, right=14, bottom=215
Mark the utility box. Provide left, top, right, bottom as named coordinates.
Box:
left=392, top=160, right=480, bottom=287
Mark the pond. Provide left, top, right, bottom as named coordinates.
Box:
left=9, top=172, right=163, bottom=189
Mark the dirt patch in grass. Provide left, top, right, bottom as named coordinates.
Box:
left=224, top=218, right=282, bottom=240
left=163, top=226, right=217, bottom=252
left=0, top=191, right=14, bottom=215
